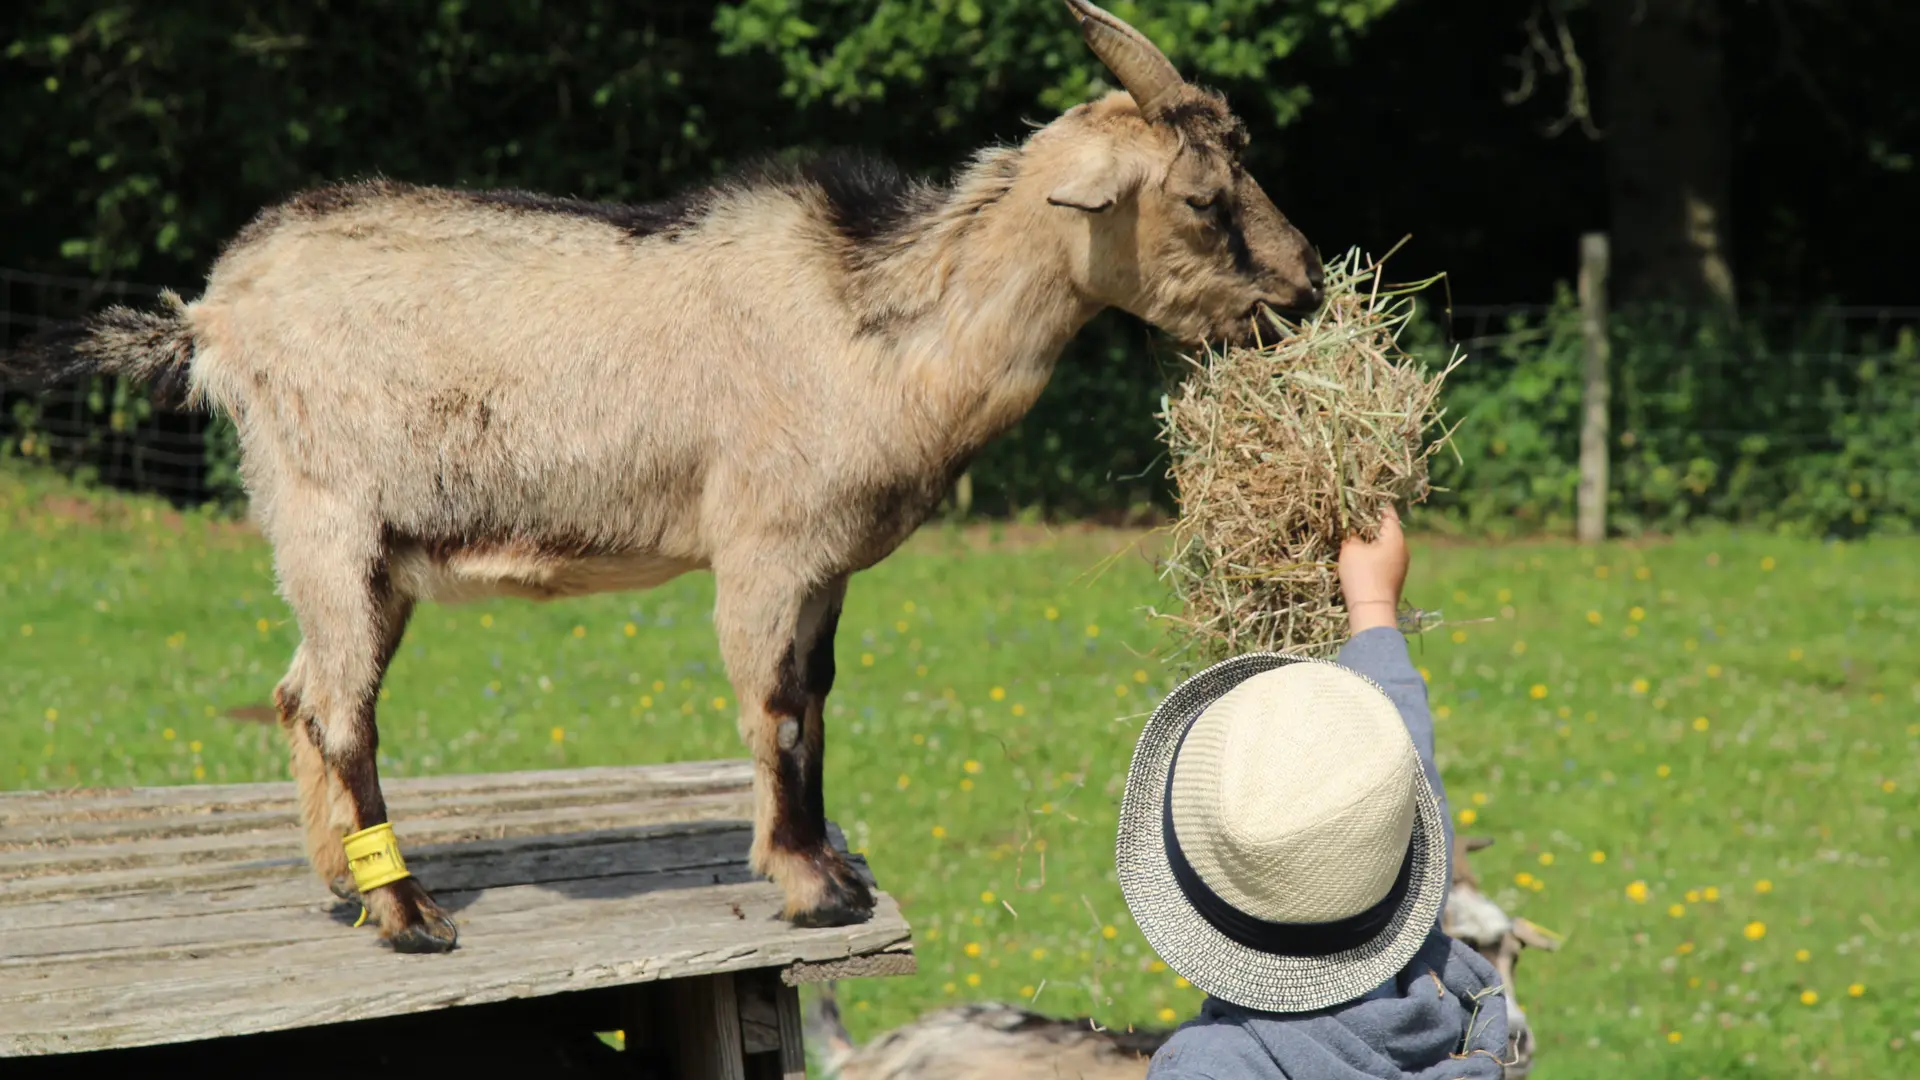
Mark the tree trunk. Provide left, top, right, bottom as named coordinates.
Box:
left=1596, top=0, right=1735, bottom=308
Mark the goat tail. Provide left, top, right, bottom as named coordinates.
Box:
left=804, top=980, right=859, bottom=1076
left=3, top=290, right=199, bottom=408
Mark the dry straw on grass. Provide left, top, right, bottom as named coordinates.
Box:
left=1151, top=247, right=1462, bottom=664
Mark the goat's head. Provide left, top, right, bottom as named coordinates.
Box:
left=1034, top=0, right=1324, bottom=347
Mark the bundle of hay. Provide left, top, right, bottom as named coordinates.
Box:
left=1152, top=247, right=1461, bottom=663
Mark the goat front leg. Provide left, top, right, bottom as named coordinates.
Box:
left=270, top=504, right=457, bottom=953
left=714, top=570, right=874, bottom=927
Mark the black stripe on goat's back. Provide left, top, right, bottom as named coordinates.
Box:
left=235, top=148, right=935, bottom=250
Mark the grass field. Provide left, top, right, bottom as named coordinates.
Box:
left=2, top=460, right=1915, bottom=1078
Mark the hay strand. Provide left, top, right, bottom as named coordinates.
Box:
left=1151, top=247, right=1462, bottom=663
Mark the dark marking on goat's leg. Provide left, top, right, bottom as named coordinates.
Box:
left=718, top=573, right=872, bottom=927
left=274, top=655, right=354, bottom=897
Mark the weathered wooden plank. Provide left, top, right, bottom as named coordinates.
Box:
left=2, top=882, right=909, bottom=1055
left=0, top=761, right=911, bottom=1059
left=672, top=972, right=748, bottom=1080
left=773, top=977, right=809, bottom=1079
left=0, top=760, right=755, bottom=827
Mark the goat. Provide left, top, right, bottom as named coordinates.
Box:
left=3, top=0, right=1323, bottom=951
left=807, top=982, right=1167, bottom=1080
left=1440, top=834, right=1566, bottom=1078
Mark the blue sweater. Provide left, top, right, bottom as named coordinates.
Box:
left=1144, top=628, right=1509, bottom=1080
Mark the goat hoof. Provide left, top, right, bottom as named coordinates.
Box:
left=788, top=864, right=876, bottom=929
left=389, top=911, right=460, bottom=954
left=328, top=874, right=360, bottom=901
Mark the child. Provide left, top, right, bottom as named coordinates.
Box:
left=1115, top=506, right=1508, bottom=1078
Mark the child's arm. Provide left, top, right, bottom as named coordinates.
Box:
left=1331, top=505, right=1454, bottom=899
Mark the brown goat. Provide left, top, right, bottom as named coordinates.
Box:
left=6, top=0, right=1322, bottom=950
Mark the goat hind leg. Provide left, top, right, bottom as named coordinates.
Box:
left=715, top=571, right=873, bottom=927
left=272, top=513, right=456, bottom=952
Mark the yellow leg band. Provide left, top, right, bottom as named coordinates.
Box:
left=343, top=822, right=412, bottom=893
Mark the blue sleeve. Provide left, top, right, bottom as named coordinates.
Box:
left=1148, top=1021, right=1287, bottom=1080
left=1335, top=626, right=1452, bottom=897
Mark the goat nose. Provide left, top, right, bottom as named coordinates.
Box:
left=1308, top=263, right=1326, bottom=291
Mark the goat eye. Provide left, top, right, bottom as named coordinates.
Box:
left=1186, top=194, right=1216, bottom=212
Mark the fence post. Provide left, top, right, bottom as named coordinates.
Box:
left=1576, top=233, right=1611, bottom=544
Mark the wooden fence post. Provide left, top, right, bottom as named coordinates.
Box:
left=1576, top=233, right=1611, bottom=544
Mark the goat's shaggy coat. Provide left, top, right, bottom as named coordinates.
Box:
left=5, top=0, right=1323, bottom=949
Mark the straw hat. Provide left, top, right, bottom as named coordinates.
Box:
left=1115, top=651, right=1448, bottom=1013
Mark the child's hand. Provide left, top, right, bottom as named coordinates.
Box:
left=1339, top=504, right=1410, bottom=634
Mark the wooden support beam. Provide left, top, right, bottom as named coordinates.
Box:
left=669, top=972, right=748, bottom=1080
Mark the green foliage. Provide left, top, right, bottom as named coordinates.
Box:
left=713, top=0, right=1397, bottom=127
left=1408, top=296, right=1920, bottom=539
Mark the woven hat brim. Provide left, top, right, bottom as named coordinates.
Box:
left=1115, top=651, right=1451, bottom=1014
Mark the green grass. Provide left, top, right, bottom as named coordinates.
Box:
left=3, top=461, right=1915, bottom=1078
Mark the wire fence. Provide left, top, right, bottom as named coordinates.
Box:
left=1, top=267, right=224, bottom=504
left=3, top=265, right=1917, bottom=522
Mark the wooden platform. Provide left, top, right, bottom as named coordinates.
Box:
left=0, top=760, right=914, bottom=1072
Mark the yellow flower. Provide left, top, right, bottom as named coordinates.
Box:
left=896, top=773, right=911, bottom=790
left=931, top=825, right=946, bottom=838
left=1044, top=606, right=1059, bottom=621
left=917, top=664, right=930, bottom=677
left=1794, top=948, right=1810, bottom=962
left=1085, top=624, right=1100, bottom=638
left=1538, top=852, right=1554, bottom=866
left=193, top=766, right=206, bottom=780
left=256, top=618, right=271, bottom=633
left=1787, top=646, right=1803, bottom=661
left=480, top=613, right=494, bottom=628
left=1450, top=630, right=1467, bottom=644
left=1586, top=610, right=1602, bottom=625
left=1102, top=925, right=1119, bottom=940
left=1692, top=716, right=1710, bottom=732
left=1626, top=880, right=1649, bottom=903
left=1031, top=947, right=1048, bottom=961
left=1157, top=1007, right=1178, bottom=1023
left=903, top=600, right=916, bottom=613
left=1173, top=975, right=1190, bottom=988
left=959, top=778, right=974, bottom=792
left=20, top=624, right=32, bottom=637
left=1668, top=903, right=1686, bottom=918
left=652, top=680, right=666, bottom=692
left=1471, top=792, right=1489, bottom=806
left=1667, top=1031, right=1682, bottom=1044
left=1418, top=667, right=1431, bottom=682
left=1011, top=703, right=1025, bottom=716
left=572, top=625, right=586, bottom=638
left=1848, top=983, right=1865, bottom=998
left=1630, top=678, right=1649, bottom=694
left=1799, top=989, right=1817, bottom=1005
left=1882, top=780, right=1897, bottom=794
left=1496, top=588, right=1512, bottom=603
left=1635, top=566, right=1651, bottom=581
left=1457, top=808, right=1478, bottom=826
left=1744, top=921, right=1766, bottom=941
left=895, top=620, right=908, bottom=633
left=965, top=942, right=982, bottom=957
left=189, top=740, right=202, bottom=754
left=1761, top=556, right=1777, bottom=571
left=1703, top=887, right=1719, bottom=902
left=1594, top=565, right=1610, bottom=579
left=1435, top=705, right=1452, bottom=719
left=990, top=686, right=1006, bottom=701
left=966, top=973, right=981, bottom=987
left=550, top=727, right=565, bottom=743
left=1754, top=879, right=1773, bottom=893
left=1706, top=664, right=1722, bottom=678
left=1656, top=764, right=1671, bottom=778
left=1511, top=640, right=1527, bottom=655
left=44, top=708, right=58, bottom=722
left=1515, top=872, right=1535, bottom=887
left=1134, top=669, right=1149, bottom=683
left=1590, top=850, right=1607, bottom=864
left=1685, top=889, right=1701, bottom=903
left=163, top=728, right=176, bottom=741
left=981, top=891, right=996, bottom=904
left=1115, top=684, right=1129, bottom=697
left=861, top=652, right=875, bottom=666
left=1629, top=606, right=1645, bottom=622
left=1529, top=684, right=1548, bottom=700
left=1020, top=985, right=1034, bottom=998
left=711, top=696, right=728, bottom=710
left=943, top=981, right=957, bottom=994
left=1676, top=941, right=1695, bottom=955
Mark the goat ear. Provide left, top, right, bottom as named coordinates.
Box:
left=1046, top=149, right=1134, bottom=213
left=1047, top=172, right=1121, bottom=213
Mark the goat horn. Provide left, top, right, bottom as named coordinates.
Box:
left=1061, top=0, right=1185, bottom=122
